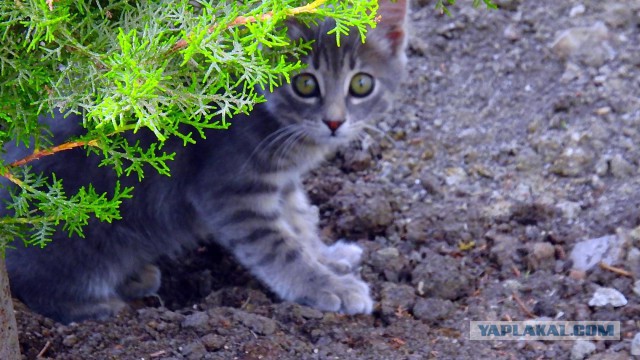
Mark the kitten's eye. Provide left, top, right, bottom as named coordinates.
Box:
left=349, top=73, right=374, bottom=97
left=292, top=73, right=320, bottom=98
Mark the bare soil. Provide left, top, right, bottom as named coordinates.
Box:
left=15, top=0, right=640, bottom=359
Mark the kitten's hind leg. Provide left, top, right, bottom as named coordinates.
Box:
left=59, top=297, right=128, bottom=323
left=117, top=264, right=162, bottom=300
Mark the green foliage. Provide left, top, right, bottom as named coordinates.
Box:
left=0, top=166, right=133, bottom=256
left=435, top=0, right=497, bottom=16
left=0, top=0, right=377, bottom=251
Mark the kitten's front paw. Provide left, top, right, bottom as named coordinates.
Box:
left=298, top=274, right=373, bottom=315
left=321, top=240, right=364, bottom=274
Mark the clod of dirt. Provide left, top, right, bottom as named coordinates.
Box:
left=379, top=282, right=416, bottom=318
left=332, top=183, right=394, bottom=236
left=411, top=252, right=472, bottom=300
left=181, top=311, right=209, bottom=330
left=412, top=298, right=455, bottom=323
left=370, top=247, right=408, bottom=282
left=487, top=230, right=521, bottom=271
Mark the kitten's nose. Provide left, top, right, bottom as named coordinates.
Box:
left=323, top=119, right=344, bottom=134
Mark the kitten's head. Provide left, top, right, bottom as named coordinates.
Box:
left=263, top=0, right=408, bottom=148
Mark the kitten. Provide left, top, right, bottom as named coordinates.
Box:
left=4, top=0, right=407, bottom=323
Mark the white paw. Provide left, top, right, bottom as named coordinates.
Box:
left=298, top=273, right=373, bottom=315
left=321, top=240, right=363, bottom=274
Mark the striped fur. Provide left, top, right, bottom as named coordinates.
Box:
left=4, top=0, right=407, bottom=323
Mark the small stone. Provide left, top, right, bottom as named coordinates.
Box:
left=594, top=106, right=611, bottom=116
left=630, top=226, right=640, bottom=244
left=569, top=234, right=626, bottom=271
left=609, top=154, right=634, bottom=178
left=201, top=334, right=225, bottom=351
left=632, top=333, right=640, bottom=356
left=633, top=280, right=640, bottom=297
left=182, top=311, right=210, bottom=330
left=594, top=157, right=609, bottom=176
left=62, top=334, right=79, bottom=347
left=551, top=22, right=614, bottom=67
left=571, top=340, right=596, bottom=360
left=569, top=4, right=585, bottom=17
left=444, top=167, right=468, bottom=186
left=556, top=200, right=581, bottom=220
left=376, top=247, right=399, bottom=259
left=527, top=242, right=556, bottom=270
left=550, top=146, right=594, bottom=177
left=160, top=310, right=186, bottom=323
left=515, top=147, right=543, bottom=172
left=627, top=247, right=640, bottom=277
left=502, top=279, right=523, bottom=291
left=503, top=23, right=520, bottom=41
left=603, top=3, right=637, bottom=28
left=412, top=298, right=454, bottom=322
left=569, top=269, right=587, bottom=281
left=588, top=287, right=627, bottom=307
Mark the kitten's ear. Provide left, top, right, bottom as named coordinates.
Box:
left=368, top=0, right=408, bottom=58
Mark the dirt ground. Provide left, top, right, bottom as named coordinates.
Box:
left=14, top=0, right=640, bottom=359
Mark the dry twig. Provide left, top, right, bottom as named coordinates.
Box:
left=512, top=292, right=535, bottom=318
left=598, top=261, right=633, bottom=278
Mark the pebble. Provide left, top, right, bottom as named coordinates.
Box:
left=63, top=334, right=79, bottom=347
left=569, top=269, right=587, bottom=281
left=569, top=234, right=626, bottom=271
left=627, top=247, right=640, bottom=277
left=571, top=340, right=596, bottom=360
left=632, top=333, right=640, bottom=356
left=551, top=22, right=614, bottom=67
left=556, top=200, right=581, bottom=220
left=603, top=3, right=637, bottom=28
left=588, top=287, right=627, bottom=307
left=527, top=242, right=556, bottom=271
left=630, top=226, right=640, bottom=244
left=609, top=154, right=634, bottom=178
left=633, top=280, right=640, bottom=297
left=444, top=167, right=468, bottom=186
left=569, top=4, right=586, bottom=17
left=201, top=334, right=225, bottom=351
left=550, top=146, right=594, bottom=177
left=503, top=23, right=520, bottom=41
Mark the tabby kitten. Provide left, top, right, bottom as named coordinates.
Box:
left=4, top=0, right=407, bottom=323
